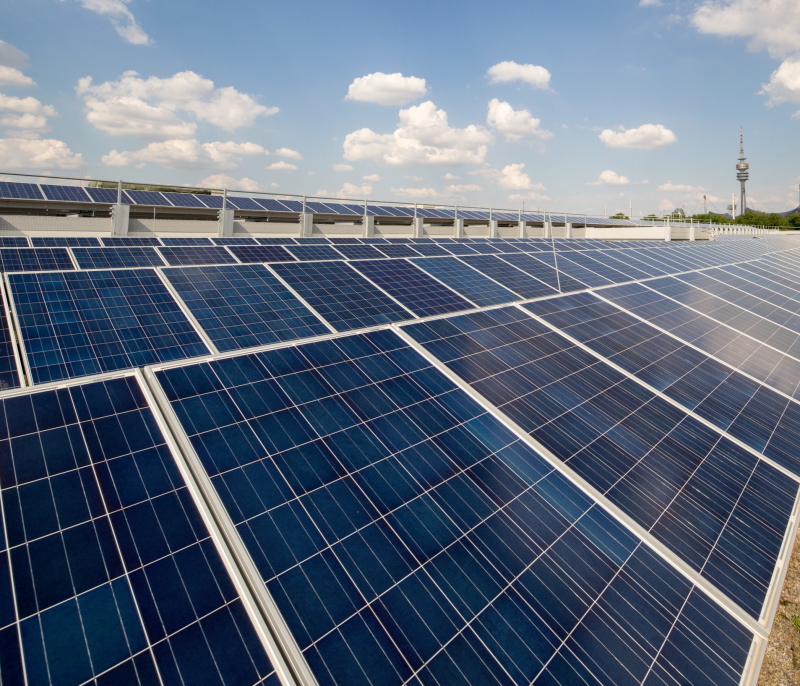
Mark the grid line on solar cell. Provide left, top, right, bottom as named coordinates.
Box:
left=409, top=256, right=518, bottom=307
left=407, top=243, right=452, bottom=257
left=270, top=260, right=415, bottom=331
left=157, top=245, right=238, bottom=266
left=152, top=331, right=755, bottom=686
left=71, top=247, right=165, bottom=269
left=402, top=306, right=798, bottom=619
left=101, top=237, right=162, bottom=247
left=0, top=182, right=43, bottom=200
left=257, top=237, right=298, bottom=245
left=374, top=244, right=423, bottom=259
left=286, top=245, right=344, bottom=261
left=227, top=245, right=296, bottom=263
left=0, top=375, right=278, bottom=685
left=329, top=244, right=386, bottom=261
left=212, top=237, right=258, bottom=245
left=38, top=184, right=92, bottom=203
left=31, top=236, right=100, bottom=247
left=162, top=264, right=330, bottom=351
left=159, top=237, right=215, bottom=246
left=0, top=283, right=20, bottom=390
left=458, top=255, right=558, bottom=300
left=498, top=253, right=585, bottom=293
left=351, top=259, right=475, bottom=318
left=0, top=248, right=75, bottom=272
left=0, top=237, right=28, bottom=247
left=8, top=268, right=210, bottom=383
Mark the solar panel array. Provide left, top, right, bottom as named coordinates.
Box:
left=0, top=233, right=798, bottom=685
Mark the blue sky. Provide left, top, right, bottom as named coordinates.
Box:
left=0, top=0, right=798, bottom=216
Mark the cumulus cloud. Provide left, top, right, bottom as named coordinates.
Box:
left=0, top=137, right=83, bottom=169
left=343, top=101, right=492, bottom=166
left=470, top=162, right=542, bottom=190
left=761, top=55, right=800, bottom=106
left=444, top=184, right=481, bottom=198
left=657, top=181, right=706, bottom=191
left=442, top=173, right=460, bottom=180
left=406, top=175, right=424, bottom=181
left=588, top=170, right=630, bottom=185
left=0, top=95, right=57, bottom=131
left=639, top=0, right=662, bottom=5
left=390, top=187, right=439, bottom=199
left=486, top=61, right=552, bottom=90
left=274, top=147, right=301, bottom=159
left=197, top=174, right=261, bottom=192
left=70, top=0, right=151, bottom=45
left=362, top=173, right=382, bottom=182
left=691, top=0, right=800, bottom=58
left=508, top=191, right=549, bottom=202
left=486, top=98, right=553, bottom=141
left=266, top=161, right=297, bottom=172
left=76, top=70, right=278, bottom=139
left=346, top=72, right=427, bottom=106
left=0, top=40, right=35, bottom=87
left=316, top=182, right=374, bottom=199
left=101, top=139, right=269, bottom=169
left=333, top=163, right=354, bottom=171
left=599, top=124, right=677, bottom=149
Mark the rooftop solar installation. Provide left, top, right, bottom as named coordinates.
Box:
left=0, top=181, right=44, bottom=200
left=257, top=237, right=298, bottom=245
left=270, top=260, right=414, bottom=330
left=157, top=245, right=238, bottom=266
left=227, top=244, right=297, bottom=263
left=30, top=236, right=101, bottom=247
left=212, top=237, right=258, bottom=245
left=39, top=184, right=91, bottom=203
left=84, top=186, right=124, bottom=203
left=498, top=252, right=586, bottom=293
left=405, top=242, right=451, bottom=257
left=124, top=190, right=170, bottom=206
left=71, top=246, right=165, bottom=269
left=459, top=254, right=559, bottom=299
left=159, top=236, right=215, bottom=246
left=160, top=191, right=209, bottom=208
left=410, top=256, right=518, bottom=307
left=8, top=268, right=210, bottom=383
left=330, top=244, right=386, bottom=260
left=374, top=244, right=423, bottom=258
left=101, top=236, right=162, bottom=246
left=226, top=196, right=268, bottom=211
left=0, top=236, right=28, bottom=247
left=0, top=248, right=74, bottom=272
left=0, top=293, right=20, bottom=390
left=162, top=264, right=330, bottom=351
left=439, top=242, right=479, bottom=256
left=0, top=374, right=278, bottom=686
left=285, top=245, right=343, bottom=261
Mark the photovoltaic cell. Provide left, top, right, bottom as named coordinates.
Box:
left=409, top=256, right=518, bottom=307
left=458, top=254, right=558, bottom=300
left=332, top=244, right=386, bottom=261
left=440, top=243, right=479, bottom=256
left=163, top=263, right=329, bottom=351
left=159, top=237, right=215, bottom=246
left=0, top=291, right=19, bottom=390
left=227, top=245, right=296, bottom=263
left=270, top=260, right=414, bottom=330
left=160, top=192, right=208, bottom=208
left=212, top=237, right=258, bottom=245
left=0, top=375, right=278, bottom=686
left=31, top=236, right=100, bottom=247
left=499, top=252, right=585, bottom=293
left=351, top=259, right=475, bottom=318
left=71, top=247, right=165, bottom=269
left=8, top=268, right=209, bottom=383
left=0, top=237, right=28, bottom=247
left=257, top=238, right=298, bottom=245
left=407, top=243, right=452, bottom=257
left=0, top=182, right=43, bottom=200
left=0, top=248, right=74, bottom=272
left=285, top=245, right=344, bottom=262
left=124, top=190, right=170, bottom=206
left=157, top=246, right=238, bottom=266
left=403, top=306, right=798, bottom=618
left=152, top=331, right=755, bottom=686
left=374, top=244, right=423, bottom=258
left=84, top=186, right=125, bottom=204
left=102, top=237, right=162, bottom=247
left=38, top=185, right=91, bottom=203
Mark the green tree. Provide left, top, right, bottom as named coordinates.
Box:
left=787, top=213, right=800, bottom=228
left=609, top=212, right=629, bottom=220
left=690, top=213, right=731, bottom=224
left=734, top=211, right=789, bottom=228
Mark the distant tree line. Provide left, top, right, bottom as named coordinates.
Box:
left=637, top=211, right=800, bottom=229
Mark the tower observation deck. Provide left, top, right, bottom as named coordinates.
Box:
left=736, top=129, right=749, bottom=214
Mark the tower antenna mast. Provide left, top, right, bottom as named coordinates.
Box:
left=736, top=128, right=749, bottom=216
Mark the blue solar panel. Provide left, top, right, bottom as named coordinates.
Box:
left=294, top=237, right=330, bottom=244
left=39, top=184, right=92, bottom=202
left=228, top=245, right=296, bottom=263
left=403, top=306, right=798, bottom=618
left=359, top=237, right=389, bottom=244
left=286, top=245, right=343, bottom=261
left=163, top=264, right=329, bottom=351
left=101, top=237, right=162, bottom=246
left=0, top=291, right=19, bottom=390
left=406, top=242, right=451, bottom=257
left=305, top=201, right=337, bottom=214
left=31, top=236, right=100, bottom=247
left=351, top=259, right=474, bottom=318
left=459, top=254, right=559, bottom=299
left=226, top=197, right=266, bottom=211
left=375, top=244, right=422, bottom=258
left=270, top=260, right=414, bottom=330
left=280, top=200, right=304, bottom=212
left=153, top=331, right=756, bottom=686
left=257, top=237, right=298, bottom=245
left=158, top=246, right=237, bottom=266
left=124, top=190, right=170, bottom=206
left=463, top=242, right=503, bottom=254
left=0, top=237, right=28, bottom=247
left=0, top=182, right=43, bottom=200
left=159, top=237, right=215, bottom=246
left=197, top=194, right=225, bottom=209
left=8, top=268, right=209, bottom=383
left=0, top=375, right=278, bottom=685
left=499, top=252, right=586, bottom=292
left=159, top=191, right=209, bottom=208
left=330, top=244, right=385, bottom=260
left=0, top=248, right=74, bottom=272
left=328, top=237, right=363, bottom=244
left=71, top=247, right=165, bottom=269
left=212, top=237, right=258, bottom=245
left=410, top=256, right=518, bottom=307
left=84, top=186, right=124, bottom=204
left=253, top=198, right=295, bottom=212
left=440, top=243, right=479, bottom=256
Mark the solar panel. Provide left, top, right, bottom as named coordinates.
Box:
left=360, top=237, right=389, bottom=244
left=159, top=237, right=215, bottom=245
left=0, top=182, right=44, bottom=200
left=409, top=256, right=518, bottom=307
left=39, top=184, right=92, bottom=202
left=226, top=196, right=266, bottom=211
left=328, top=244, right=385, bottom=260
left=8, top=268, right=209, bottom=383
left=0, top=248, right=74, bottom=272
left=285, top=245, right=343, bottom=261
left=151, top=330, right=756, bottom=686
left=159, top=191, right=209, bottom=208
left=0, top=375, right=278, bottom=685
left=459, top=254, right=559, bottom=299
left=305, top=201, right=337, bottom=214
left=328, top=237, right=363, bottom=244
left=71, top=247, right=165, bottom=269
left=440, top=243, right=479, bottom=255
left=498, top=253, right=585, bottom=293
left=158, top=246, right=238, bottom=266
left=270, top=260, right=414, bottom=330
left=101, top=236, right=162, bottom=246
left=403, top=306, right=799, bottom=618
left=375, top=244, right=423, bottom=258
left=0, top=289, right=20, bottom=390
left=462, top=242, right=502, bottom=254
left=30, top=236, right=100, bottom=247
left=293, top=237, right=330, bottom=244
left=84, top=186, right=123, bottom=204
left=124, top=190, right=170, bottom=206
left=253, top=198, right=295, bottom=212
left=228, top=245, right=296, bottom=263
left=406, top=242, right=451, bottom=257
left=280, top=200, right=304, bottom=212
left=162, top=264, right=329, bottom=351
left=0, top=237, right=29, bottom=247
left=212, top=237, right=258, bottom=245
left=196, top=194, right=225, bottom=209
left=350, top=259, right=474, bottom=318
left=257, top=237, right=298, bottom=245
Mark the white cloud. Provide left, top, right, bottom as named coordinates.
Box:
left=657, top=181, right=706, bottom=192
left=0, top=40, right=34, bottom=87
left=406, top=175, right=424, bottom=181
left=76, top=70, right=278, bottom=139
left=589, top=170, right=630, bottom=185
left=441, top=173, right=460, bottom=180
left=390, top=187, right=439, bottom=199
left=761, top=56, right=800, bottom=105
left=0, top=66, right=34, bottom=88
left=471, top=162, right=542, bottom=190
left=346, top=72, right=427, bottom=106
left=362, top=173, right=382, bottom=182
left=266, top=161, right=297, bottom=172
left=508, top=191, right=549, bottom=202
left=274, top=147, right=301, bottom=159
left=198, top=174, right=261, bottom=192
left=101, top=139, right=269, bottom=169
left=71, top=0, right=151, bottom=45
left=343, top=101, right=492, bottom=166
left=486, top=61, right=552, bottom=90
left=0, top=94, right=57, bottom=132
left=486, top=98, right=553, bottom=141
left=444, top=183, right=480, bottom=196
left=317, top=182, right=374, bottom=199
left=333, top=163, right=354, bottom=172
left=691, top=0, right=800, bottom=58
left=639, top=0, right=662, bottom=5
left=599, top=124, right=677, bottom=149
left=0, top=137, right=83, bottom=169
